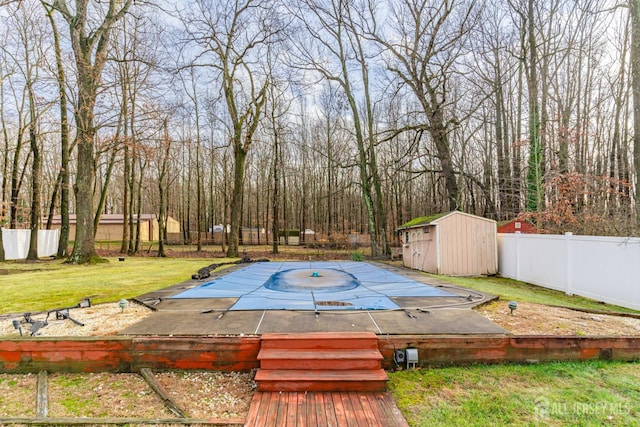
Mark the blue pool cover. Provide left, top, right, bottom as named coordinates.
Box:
left=170, top=261, right=456, bottom=310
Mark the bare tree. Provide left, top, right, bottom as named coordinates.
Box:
left=631, top=0, right=640, bottom=227
left=156, top=117, right=172, bottom=256
left=51, top=0, right=132, bottom=264
left=371, top=0, right=479, bottom=213
left=262, top=72, right=292, bottom=254
left=22, top=7, right=44, bottom=261
left=291, top=0, right=391, bottom=256
left=40, top=1, right=72, bottom=258
left=180, top=0, right=282, bottom=257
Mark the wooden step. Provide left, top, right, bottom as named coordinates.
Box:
left=255, top=332, right=387, bottom=392
left=254, top=369, right=389, bottom=392
left=258, top=348, right=383, bottom=370
left=260, top=332, right=379, bottom=350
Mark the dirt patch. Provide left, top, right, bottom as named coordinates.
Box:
left=478, top=300, right=640, bottom=336
left=48, top=372, right=172, bottom=418
left=0, top=371, right=254, bottom=422
left=0, top=373, right=37, bottom=417
left=0, top=268, right=42, bottom=275
left=155, top=371, right=254, bottom=419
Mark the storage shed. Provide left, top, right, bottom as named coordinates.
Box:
left=46, top=214, right=180, bottom=242
left=397, top=211, right=497, bottom=276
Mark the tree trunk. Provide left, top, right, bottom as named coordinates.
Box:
left=119, top=83, right=130, bottom=254
left=157, top=120, right=171, bottom=258
left=43, top=3, right=71, bottom=258
left=94, top=148, right=117, bottom=237
left=227, top=142, right=246, bottom=258
left=69, top=127, right=98, bottom=263
left=26, top=86, right=40, bottom=261
left=271, top=112, right=280, bottom=255
left=630, top=0, right=640, bottom=228
left=133, top=158, right=147, bottom=254
left=10, top=126, right=25, bottom=229
left=525, top=0, right=543, bottom=213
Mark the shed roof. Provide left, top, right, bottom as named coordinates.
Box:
left=397, top=211, right=496, bottom=231
left=46, top=214, right=158, bottom=225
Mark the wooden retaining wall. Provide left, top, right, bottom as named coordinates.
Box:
left=379, top=335, right=640, bottom=369
left=0, top=336, right=261, bottom=373
left=1, top=335, right=638, bottom=373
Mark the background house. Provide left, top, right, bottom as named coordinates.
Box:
left=497, top=219, right=539, bottom=234
left=46, top=214, right=180, bottom=242
left=397, top=211, right=497, bottom=276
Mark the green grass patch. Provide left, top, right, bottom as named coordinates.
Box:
left=58, top=396, right=101, bottom=417
left=0, top=257, right=234, bottom=315
left=430, top=274, right=640, bottom=315
left=351, top=251, right=364, bottom=261
left=390, top=360, right=640, bottom=426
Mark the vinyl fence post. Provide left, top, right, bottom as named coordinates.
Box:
left=515, top=231, right=520, bottom=281
left=565, top=232, right=573, bottom=295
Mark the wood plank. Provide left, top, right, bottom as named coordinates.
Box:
left=274, top=391, right=288, bottom=425
left=257, top=380, right=387, bottom=393
left=258, top=349, right=383, bottom=371
left=378, top=392, right=410, bottom=427
left=255, top=369, right=388, bottom=382
left=242, top=391, right=409, bottom=427
left=258, top=349, right=383, bottom=360
left=265, top=393, right=282, bottom=426
left=36, top=371, right=47, bottom=418
left=260, top=332, right=379, bottom=350
left=364, top=393, right=393, bottom=426
left=356, top=393, right=380, bottom=427
left=322, top=392, right=339, bottom=427
left=244, top=392, right=263, bottom=427
left=296, top=390, right=308, bottom=427
left=340, top=392, right=361, bottom=427
left=0, top=418, right=243, bottom=425
left=245, top=392, right=270, bottom=427
left=331, top=392, right=349, bottom=426
left=313, top=391, right=326, bottom=426
left=347, top=393, right=368, bottom=426
left=306, top=392, right=318, bottom=426
left=285, top=392, right=297, bottom=427
left=259, top=392, right=274, bottom=426
left=139, top=368, right=186, bottom=418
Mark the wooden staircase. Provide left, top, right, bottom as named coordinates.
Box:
left=254, top=332, right=388, bottom=392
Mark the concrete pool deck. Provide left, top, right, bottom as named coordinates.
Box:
left=120, top=261, right=508, bottom=336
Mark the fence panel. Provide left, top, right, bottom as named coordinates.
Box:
left=498, top=233, right=640, bottom=311
left=1, top=229, right=59, bottom=260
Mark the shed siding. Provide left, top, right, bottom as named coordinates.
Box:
left=438, top=214, right=496, bottom=275
left=401, top=226, right=438, bottom=272
left=165, top=217, right=181, bottom=234
left=400, top=211, right=497, bottom=276
left=52, top=219, right=157, bottom=241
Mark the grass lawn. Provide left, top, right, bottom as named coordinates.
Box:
left=0, top=257, right=233, bottom=315
left=390, top=360, right=640, bottom=427
left=430, top=274, right=640, bottom=316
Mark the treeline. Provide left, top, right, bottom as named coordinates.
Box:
left=1, top=0, right=639, bottom=262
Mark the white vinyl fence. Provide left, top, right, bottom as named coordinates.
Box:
left=498, top=232, right=640, bottom=311
left=1, top=228, right=59, bottom=260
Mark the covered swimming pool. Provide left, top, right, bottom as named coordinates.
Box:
left=171, top=261, right=457, bottom=311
